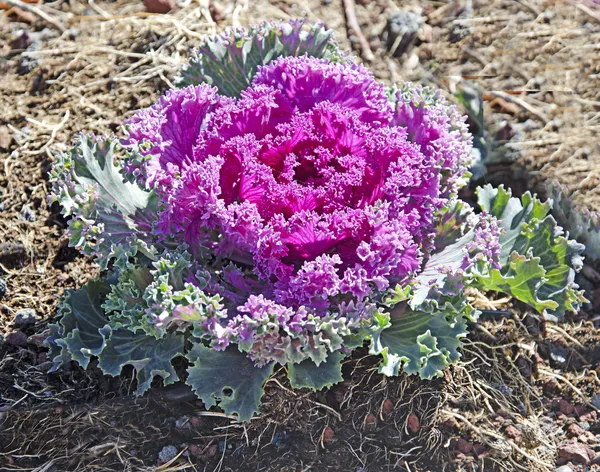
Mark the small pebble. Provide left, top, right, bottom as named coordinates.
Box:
left=175, top=416, right=191, bottom=430
left=322, top=426, right=335, bottom=446
left=271, top=431, right=288, bottom=447
left=0, top=126, right=13, bottom=151
left=554, top=466, right=573, bottom=472
left=205, top=443, right=218, bottom=458
left=188, top=444, right=201, bottom=457
left=385, top=10, right=422, bottom=57
left=457, top=438, right=474, bottom=454
left=14, top=308, right=36, bottom=329
left=549, top=344, right=568, bottom=366
left=407, top=413, right=420, bottom=434
left=10, top=31, right=31, bottom=50
left=557, top=441, right=595, bottom=465
left=382, top=399, right=394, bottom=416
left=578, top=421, right=591, bottom=431
left=190, top=416, right=201, bottom=428
left=559, top=399, right=575, bottom=415
left=505, top=425, right=522, bottom=441
left=566, top=423, right=585, bottom=438
left=20, top=205, right=36, bottom=222
left=364, top=413, right=377, bottom=432
left=158, top=445, right=178, bottom=463
left=143, top=0, right=175, bottom=13
left=5, top=331, right=28, bottom=347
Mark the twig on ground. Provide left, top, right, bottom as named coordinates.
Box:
left=576, top=3, right=600, bottom=23
left=453, top=15, right=512, bottom=24
left=489, top=91, right=549, bottom=123
left=5, top=0, right=66, bottom=32
left=538, top=367, right=600, bottom=411
left=342, top=0, right=375, bottom=62
left=25, top=110, right=70, bottom=156
left=442, top=409, right=554, bottom=470
left=307, top=399, right=343, bottom=422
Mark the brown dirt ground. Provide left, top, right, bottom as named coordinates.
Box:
left=0, top=0, right=599, bottom=471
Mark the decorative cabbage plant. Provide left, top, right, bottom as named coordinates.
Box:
left=47, top=19, right=586, bottom=421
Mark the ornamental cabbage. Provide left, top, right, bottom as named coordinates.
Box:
left=47, top=19, right=586, bottom=421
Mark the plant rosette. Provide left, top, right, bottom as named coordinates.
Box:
left=46, top=19, right=586, bottom=421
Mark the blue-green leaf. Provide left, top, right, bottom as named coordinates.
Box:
left=369, top=305, right=468, bottom=380
left=177, top=19, right=345, bottom=96
left=98, top=329, right=184, bottom=395
left=186, top=345, right=274, bottom=421
left=49, top=135, right=159, bottom=269
left=411, top=229, right=475, bottom=307
left=287, top=352, right=345, bottom=390
left=548, top=183, right=600, bottom=259
left=476, top=184, right=551, bottom=263
left=47, top=279, right=112, bottom=370
left=46, top=278, right=185, bottom=395
left=477, top=184, right=586, bottom=319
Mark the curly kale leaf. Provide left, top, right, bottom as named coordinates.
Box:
left=476, top=184, right=586, bottom=320
left=49, top=135, right=160, bottom=270
left=177, top=19, right=345, bottom=95
left=46, top=278, right=184, bottom=395
left=548, top=183, right=600, bottom=260
left=369, top=301, right=469, bottom=380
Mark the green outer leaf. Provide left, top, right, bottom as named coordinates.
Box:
left=74, top=137, right=152, bottom=216
left=49, top=279, right=112, bottom=370
left=547, top=182, right=600, bottom=259
left=177, top=20, right=345, bottom=95
left=478, top=252, right=558, bottom=313
left=369, top=306, right=467, bottom=380
left=49, top=136, right=159, bottom=269
left=411, top=229, right=474, bottom=307
left=46, top=277, right=184, bottom=395
left=186, top=345, right=274, bottom=421
left=287, top=352, right=345, bottom=390
left=476, top=184, right=586, bottom=319
left=98, top=330, right=184, bottom=395
left=476, top=184, right=550, bottom=263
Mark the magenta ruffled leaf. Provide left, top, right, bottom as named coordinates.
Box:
left=392, top=83, right=473, bottom=198
left=122, top=84, right=229, bottom=189
left=253, top=56, right=392, bottom=124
